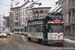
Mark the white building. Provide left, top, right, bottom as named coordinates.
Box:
left=20, top=2, right=33, bottom=26
left=0, top=15, right=7, bottom=32
left=20, top=7, right=27, bottom=25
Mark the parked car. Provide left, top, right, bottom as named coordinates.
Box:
left=3, top=30, right=11, bottom=35
left=0, top=32, right=7, bottom=38
left=6, top=30, right=11, bottom=35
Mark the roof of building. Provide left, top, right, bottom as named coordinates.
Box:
left=51, top=5, right=61, bottom=13
left=2, top=19, right=6, bottom=21
left=21, top=2, right=33, bottom=9
left=11, top=1, right=28, bottom=9
left=21, top=0, right=52, bottom=10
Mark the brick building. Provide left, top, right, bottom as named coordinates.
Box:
left=9, top=11, right=14, bottom=30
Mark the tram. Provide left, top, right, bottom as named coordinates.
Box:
left=15, top=25, right=27, bottom=35
left=24, top=25, right=27, bottom=35
left=18, top=26, right=22, bottom=34
left=21, top=25, right=27, bottom=35
left=14, top=26, right=18, bottom=34
left=27, top=15, right=64, bottom=45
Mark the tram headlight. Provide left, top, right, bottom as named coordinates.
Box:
left=54, top=34, right=57, bottom=36
left=60, top=37, right=63, bottom=39
left=60, top=34, right=63, bottom=36
left=54, top=37, right=56, bottom=39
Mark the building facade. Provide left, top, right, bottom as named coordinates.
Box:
left=0, top=15, right=7, bottom=32
left=10, top=1, right=29, bottom=28
left=0, top=15, right=2, bottom=32
left=58, top=0, right=62, bottom=5
left=20, top=7, right=28, bottom=25
left=11, top=7, right=21, bottom=27
left=9, top=12, right=14, bottom=30
left=26, top=7, right=51, bottom=20
left=61, top=0, right=75, bottom=34
left=3, top=16, right=9, bottom=28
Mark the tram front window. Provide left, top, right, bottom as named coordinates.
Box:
left=48, top=24, right=63, bottom=32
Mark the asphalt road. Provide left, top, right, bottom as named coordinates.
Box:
left=0, top=34, right=75, bottom=50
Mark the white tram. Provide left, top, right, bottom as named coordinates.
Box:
left=27, top=16, right=64, bottom=45
left=21, top=25, right=27, bottom=35
left=18, top=26, right=22, bottom=34
left=14, top=26, right=18, bottom=34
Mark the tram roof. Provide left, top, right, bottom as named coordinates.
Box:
left=46, top=15, right=63, bottom=21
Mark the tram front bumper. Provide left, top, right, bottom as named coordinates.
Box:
left=47, top=40, right=64, bottom=44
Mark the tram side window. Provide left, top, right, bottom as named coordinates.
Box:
left=28, top=24, right=43, bottom=32
left=33, top=24, right=43, bottom=32
left=32, top=25, right=36, bottom=32
left=37, top=24, right=43, bottom=32
left=36, top=25, right=40, bottom=32
left=28, top=26, right=30, bottom=32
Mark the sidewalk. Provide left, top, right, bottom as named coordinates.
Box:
left=64, top=36, right=75, bottom=47
left=64, top=33, right=75, bottom=41
left=64, top=36, right=75, bottom=41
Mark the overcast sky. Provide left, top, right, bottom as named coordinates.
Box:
left=0, top=0, right=58, bottom=16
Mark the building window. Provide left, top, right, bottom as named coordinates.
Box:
left=15, top=22, right=18, bottom=26
left=73, top=11, right=75, bottom=16
left=24, top=11, right=26, bottom=14
left=40, top=16, right=43, bottom=19
left=62, top=1, right=64, bottom=11
left=63, top=15, right=65, bottom=22
left=66, top=0, right=68, bottom=9
left=21, top=11, right=22, bottom=15
left=16, top=16, right=18, bottom=20
left=21, top=18, right=22, bottom=23
left=66, top=13, right=69, bottom=23
left=73, top=25, right=75, bottom=33
left=33, top=16, right=38, bottom=19
left=23, top=18, right=24, bottom=23
left=23, top=11, right=24, bottom=15
left=33, top=11, right=36, bottom=14
left=36, top=11, right=39, bottom=14
left=40, top=10, right=43, bottom=13
left=44, top=10, right=48, bottom=13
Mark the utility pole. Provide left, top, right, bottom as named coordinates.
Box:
left=11, top=0, right=14, bottom=8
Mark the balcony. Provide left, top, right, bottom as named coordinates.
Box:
left=71, top=0, right=75, bottom=9
left=70, top=16, right=75, bottom=23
